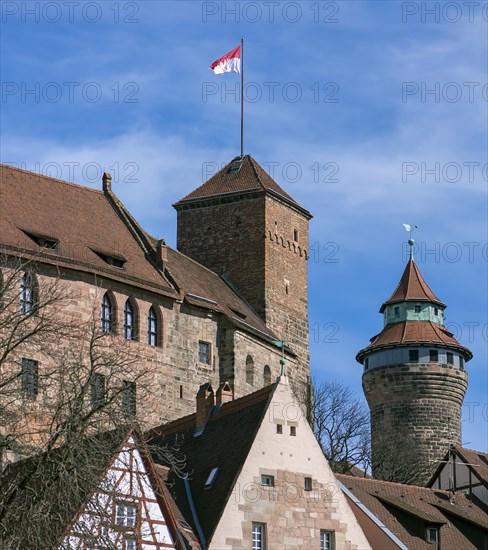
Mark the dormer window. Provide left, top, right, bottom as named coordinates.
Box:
left=204, top=467, right=220, bottom=489
left=426, top=526, right=439, bottom=544
left=92, top=249, right=126, bottom=269
left=227, top=159, right=243, bottom=173
left=22, top=230, right=58, bottom=250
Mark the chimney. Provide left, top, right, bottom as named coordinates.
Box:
left=216, top=382, right=233, bottom=407
left=156, top=239, right=168, bottom=268
left=195, top=383, right=214, bottom=432
left=102, top=172, right=112, bottom=192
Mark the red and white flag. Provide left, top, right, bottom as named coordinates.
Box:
left=210, top=45, right=241, bottom=74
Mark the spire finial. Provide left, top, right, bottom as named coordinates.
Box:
left=403, top=223, right=418, bottom=260
left=272, top=339, right=287, bottom=378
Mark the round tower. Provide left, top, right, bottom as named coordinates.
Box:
left=357, top=248, right=472, bottom=485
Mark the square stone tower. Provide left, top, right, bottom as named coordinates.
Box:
left=173, top=155, right=313, bottom=382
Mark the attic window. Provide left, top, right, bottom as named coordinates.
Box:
left=261, top=474, right=274, bottom=487
left=204, top=467, right=220, bottom=489
left=23, top=231, right=58, bottom=250
left=426, top=526, right=439, bottom=544
left=304, top=477, right=312, bottom=491
left=227, top=159, right=243, bottom=173
left=92, top=249, right=126, bottom=269
left=229, top=307, right=246, bottom=320
left=290, top=426, right=297, bottom=436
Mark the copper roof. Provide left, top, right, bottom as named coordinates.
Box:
left=337, top=474, right=488, bottom=550
left=173, top=155, right=312, bottom=218
left=357, top=320, right=473, bottom=361
left=380, top=259, right=445, bottom=313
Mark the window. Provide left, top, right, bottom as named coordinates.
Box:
left=429, top=350, right=438, bottom=362
left=263, top=365, right=271, bottom=385
left=276, top=423, right=283, bottom=434
left=261, top=474, right=274, bottom=487
left=414, top=305, right=421, bottom=313
left=115, top=503, right=137, bottom=528
left=290, top=426, right=297, bottom=436
left=204, top=467, right=220, bottom=489
left=394, top=306, right=400, bottom=317
left=101, top=293, right=112, bottom=333
left=459, top=356, right=464, bottom=370
left=364, top=358, right=369, bottom=370
left=199, top=341, right=211, bottom=364
left=20, top=273, right=34, bottom=314
left=252, top=523, right=266, bottom=550
left=90, top=373, right=106, bottom=408
left=121, top=381, right=136, bottom=417
left=246, top=355, right=254, bottom=384
left=293, top=229, right=299, bottom=242
left=124, top=300, right=135, bottom=340
left=434, top=307, right=439, bottom=316
left=320, top=531, right=335, bottom=550
left=126, top=538, right=138, bottom=550
left=446, top=352, right=453, bottom=365
left=21, top=359, right=38, bottom=398
left=426, top=526, right=439, bottom=544
left=147, top=306, right=158, bottom=346
left=409, top=349, right=419, bottom=363
left=304, top=477, right=312, bottom=491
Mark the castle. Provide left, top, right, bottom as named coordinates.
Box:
left=0, top=156, right=474, bottom=488
left=0, top=156, right=311, bottom=441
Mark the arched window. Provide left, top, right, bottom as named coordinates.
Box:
left=263, top=365, right=271, bottom=386
left=20, top=273, right=35, bottom=314
left=101, top=293, right=113, bottom=334
left=124, top=299, right=136, bottom=340
left=147, top=306, right=158, bottom=346
left=246, top=355, right=254, bottom=385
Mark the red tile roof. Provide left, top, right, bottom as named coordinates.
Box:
left=337, top=474, right=488, bottom=550
left=0, top=163, right=278, bottom=344
left=357, top=321, right=473, bottom=361
left=380, top=259, right=445, bottom=313
left=147, top=383, right=277, bottom=545
left=173, top=155, right=312, bottom=219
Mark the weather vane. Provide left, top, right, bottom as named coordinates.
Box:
left=403, top=223, right=418, bottom=260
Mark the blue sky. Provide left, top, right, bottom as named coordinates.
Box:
left=1, top=1, right=487, bottom=452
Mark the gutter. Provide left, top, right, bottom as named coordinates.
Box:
left=337, top=480, right=408, bottom=550
left=184, top=477, right=206, bottom=550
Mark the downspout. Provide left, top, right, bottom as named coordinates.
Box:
left=184, top=477, right=206, bottom=550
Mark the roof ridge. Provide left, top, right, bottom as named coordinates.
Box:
left=0, top=163, right=104, bottom=195
left=336, top=473, right=453, bottom=495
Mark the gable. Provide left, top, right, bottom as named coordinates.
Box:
left=64, top=439, right=176, bottom=549
left=209, top=378, right=371, bottom=549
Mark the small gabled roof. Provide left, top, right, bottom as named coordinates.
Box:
left=337, top=474, right=488, bottom=550
left=173, top=155, right=312, bottom=219
left=427, top=446, right=488, bottom=490
left=356, top=321, right=473, bottom=362
left=380, top=259, right=445, bottom=313
left=146, top=383, right=277, bottom=545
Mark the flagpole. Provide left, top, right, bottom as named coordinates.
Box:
left=241, top=36, right=244, bottom=158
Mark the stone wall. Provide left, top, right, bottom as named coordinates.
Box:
left=362, top=363, right=468, bottom=484
left=2, top=262, right=289, bottom=449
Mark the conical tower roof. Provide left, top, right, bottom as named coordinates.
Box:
left=379, top=259, right=445, bottom=313
left=173, top=155, right=312, bottom=219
